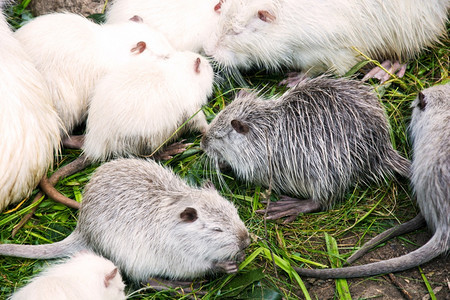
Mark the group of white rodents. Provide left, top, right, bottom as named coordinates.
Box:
left=0, top=0, right=449, bottom=298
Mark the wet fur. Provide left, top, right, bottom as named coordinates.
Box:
left=0, top=159, right=250, bottom=282
left=201, top=76, right=410, bottom=209
left=293, top=83, right=450, bottom=278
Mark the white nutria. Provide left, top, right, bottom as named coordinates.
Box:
left=0, top=158, right=251, bottom=281
left=0, top=3, right=61, bottom=212
left=14, top=12, right=174, bottom=134
left=82, top=44, right=214, bottom=162
left=201, top=76, right=410, bottom=222
left=204, top=0, right=449, bottom=75
left=294, top=83, right=450, bottom=278
left=106, top=0, right=221, bottom=52
left=9, top=252, right=126, bottom=300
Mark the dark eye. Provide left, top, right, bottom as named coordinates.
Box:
left=213, top=227, right=223, bottom=232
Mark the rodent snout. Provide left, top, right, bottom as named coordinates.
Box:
left=236, top=251, right=246, bottom=263
left=239, top=230, right=251, bottom=250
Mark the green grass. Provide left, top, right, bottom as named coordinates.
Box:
left=1, top=3, right=449, bottom=299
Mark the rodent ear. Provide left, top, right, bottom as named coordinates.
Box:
left=418, top=92, right=427, bottom=110
left=131, top=41, right=146, bottom=54
left=231, top=119, right=249, bottom=134
left=180, top=207, right=198, bottom=223
left=258, top=10, right=276, bottom=23
left=195, top=57, right=201, bottom=74
left=104, top=268, right=118, bottom=288
left=129, top=15, right=143, bottom=23
left=236, top=89, right=252, bottom=98
left=202, top=180, right=216, bottom=190
left=214, top=0, right=224, bottom=13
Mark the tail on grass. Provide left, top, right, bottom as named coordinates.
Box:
left=0, top=232, right=83, bottom=259
left=294, top=229, right=448, bottom=279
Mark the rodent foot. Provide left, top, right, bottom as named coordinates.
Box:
left=256, top=196, right=321, bottom=223
left=62, top=135, right=85, bottom=149
left=362, top=60, right=406, bottom=84
left=153, top=140, right=192, bottom=160
left=143, top=277, right=201, bottom=293
left=214, top=260, right=239, bottom=273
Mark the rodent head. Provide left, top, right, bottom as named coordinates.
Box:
left=201, top=90, right=279, bottom=184
left=204, top=0, right=286, bottom=71
left=167, top=51, right=215, bottom=100
left=168, top=185, right=250, bottom=278
left=68, top=252, right=126, bottom=300
left=410, top=83, right=450, bottom=141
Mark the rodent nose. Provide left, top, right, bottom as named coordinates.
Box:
left=239, top=230, right=251, bottom=250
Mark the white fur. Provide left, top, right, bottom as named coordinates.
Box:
left=0, top=9, right=61, bottom=211
left=14, top=13, right=175, bottom=134
left=9, top=252, right=126, bottom=300
left=83, top=51, right=214, bottom=161
left=204, top=0, right=449, bottom=74
left=107, top=0, right=220, bottom=52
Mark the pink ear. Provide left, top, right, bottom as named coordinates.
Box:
left=129, top=15, right=143, bottom=23
left=131, top=41, right=147, bottom=54
left=258, top=10, right=276, bottom=22
left=195, top=57, right=201, bottom=74
left=104, top=268, right=118, bottom=288
left=214, top=0, right=224, bottom=13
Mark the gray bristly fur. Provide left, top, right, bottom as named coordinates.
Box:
left=0, top=158, right=250, bottom=282
left=201, top=76, right=410, bottom=210
left=293, top=83, right=450, bottom=278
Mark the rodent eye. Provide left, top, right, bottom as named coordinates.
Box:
left=213, top=227, right=223, bottom=232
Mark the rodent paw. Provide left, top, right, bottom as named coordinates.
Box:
left=214, top=261, right=239, bottom=273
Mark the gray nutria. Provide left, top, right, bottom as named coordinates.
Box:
left=201, top=76, right=410, bottom=222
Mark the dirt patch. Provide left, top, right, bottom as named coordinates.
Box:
left=302, top=231, right=449, bottom=299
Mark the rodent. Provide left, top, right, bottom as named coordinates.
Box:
left=39, top=43, right=214, bottom=207
left=294, top=83, right=450, bottom=278
left=82, top=43, right=214, bottom=162
left=0, top=4, right=61, bottom=212
left=0, top=158, right=251, bottom=282
left=201, top=76, right=410, bottom=221
left=106, top=0, right=221, bottom=52
left=204, top=0, right=449, bottom=75
left=14, top=12, right=174, bottom=135
left=9, top=252, right=126, bottom=300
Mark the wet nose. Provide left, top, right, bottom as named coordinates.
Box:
left=239, top=230, right=251, bottom=250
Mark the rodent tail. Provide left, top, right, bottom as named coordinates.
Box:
left=388, top=152, right=411, bottom=178
left=294, top=229, right=448, bottom=278
left=0, top=232, right=83, bottom=259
